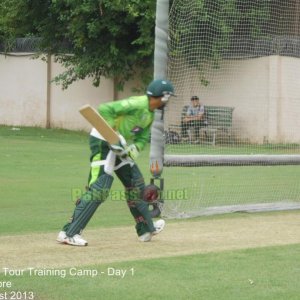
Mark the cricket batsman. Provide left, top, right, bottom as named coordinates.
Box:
left=57, top=79, right=175, bottom=246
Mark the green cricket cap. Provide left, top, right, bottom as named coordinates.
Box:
left=146, top=79, right=175, bottom=97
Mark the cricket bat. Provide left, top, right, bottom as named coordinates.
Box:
left=79, top=104, right=120, bottom=144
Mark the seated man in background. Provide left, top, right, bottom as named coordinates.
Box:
left=181, top=96, right=207, bottom=142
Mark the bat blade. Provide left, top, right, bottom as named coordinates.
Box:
left=79, top=104, right=119, bottom=144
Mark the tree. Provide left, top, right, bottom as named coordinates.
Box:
left=1, top=0, right=284, bottom=90
left=0, top=0, right=156, bottom=89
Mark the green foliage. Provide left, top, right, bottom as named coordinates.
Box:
left=0, top=0, right=155, bottom=89
left=169, top=0, right=272, bottom=85
left=0, top=0, right=274, bottom=89
left=0, top=0, right=50, bottom=42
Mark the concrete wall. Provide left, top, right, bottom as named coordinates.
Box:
left=0, top=54, right=138, bottom=131
left=0, top=54, right=48, bottom=127
left=49, top=56, right=114, bottom=131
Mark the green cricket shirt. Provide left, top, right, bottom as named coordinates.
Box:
left=98, top=95, right=154, bottom=151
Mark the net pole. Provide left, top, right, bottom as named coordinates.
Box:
left=149, top=0, right=169, bottom=179
left=149, top=0, right=170, bottom=216
left=153, top=0, right=169, bottom=79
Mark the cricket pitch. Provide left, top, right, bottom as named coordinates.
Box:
left=1, top=211, right=300, bottom=270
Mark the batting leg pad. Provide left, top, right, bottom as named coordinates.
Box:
left=65, top=174, right=114, bottom=237
left=126, top=203, right=154, bottom=236
left=115, top=164, right=155, bottom=234
left=126, top=166, right=155, bottom=233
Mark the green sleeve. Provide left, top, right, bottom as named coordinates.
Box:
left=98, top=97, right=153, bottom=150
left=134, top=126, right=150, bottom=152
left=98, top=98, right=146, bottom=128
left=97, top=100, right=127, bottom=129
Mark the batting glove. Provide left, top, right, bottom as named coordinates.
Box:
left=110, top=134, right=127, bottom=156
left=110, top=143, right=139, bottom=161
left=126, top=144, right=139, bottom=160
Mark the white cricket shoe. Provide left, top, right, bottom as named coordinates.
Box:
left=138, top=232, right=152, bottom=242
left=153, top=219, right=165, bottom=235
left=56, top=231, right=67, bottom=243
left=64, top=234, right=88, bottom=246
left=138, top=219, right=165, bottom=242
left=56, top=231, right=88, bottom=246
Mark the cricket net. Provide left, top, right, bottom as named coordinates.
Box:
left=158, top=0, right=300, bottom=218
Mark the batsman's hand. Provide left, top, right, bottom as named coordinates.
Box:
left=110, top=134, right=139, bottom=160
left=126, top=144, right=139, bottom=160
left=110, top=134, right=127, bottom=156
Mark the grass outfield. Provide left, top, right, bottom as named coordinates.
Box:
left=0, top=126, right=133, bottom=234
left=1, top=126, right=300, bottom=300
left=1, top=244, right=300, bottom=300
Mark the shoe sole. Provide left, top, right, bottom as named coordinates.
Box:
left=138, top=238, right=152, bottom=242
left=56, top=236, right=67, bottom=243
left=63, top=240, right=88, bottom=246
left=138, top=232, right=152, bottom=242
left=56, top=238, right=88, bottom=246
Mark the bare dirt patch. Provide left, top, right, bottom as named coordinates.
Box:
left=1, top=211, right=300, bottom=270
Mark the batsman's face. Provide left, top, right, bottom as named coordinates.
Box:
left=158, top=97, right=169, bottom=109
left=149, top=97, right=167, bottom=111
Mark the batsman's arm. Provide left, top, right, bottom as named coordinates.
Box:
left=134, top=125, right=151, bottom=152
left=98, top=103, right=117, bottom=129
left=98, top=98, right=139, bottom=129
